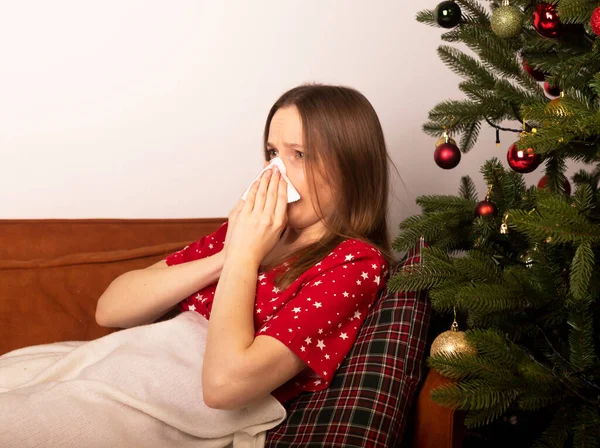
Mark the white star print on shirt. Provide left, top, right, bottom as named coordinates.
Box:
left=345, top=254, right=354, bottom=261
left=353, top=311, right=362, bottom=319
left=361, top=272, right=369, bottom=279
left=342, top=291, right=349, bottom=297
left=258, top=274, right=266, bottom=281
left=356, top=280, right=362, bottom=285
left=293, top=307, right=301, bottom=313
left=340, top=332, right=349, bottom=340
left=374, top=275, right=380, bottom=285
left=305, top=337, right=312, bottom=344
left=313, top=280, right=322, bottom=286
left=259, top=325, right=269, bottom=333
left=372, top=263, right=378, bottom=269
left=317, top=340, right=326, bottom=350
left=208, top=244, right=213, bottom=249
left=313, top=302, right=322, bottom=308
left=188, top=304, right=196, bottom=312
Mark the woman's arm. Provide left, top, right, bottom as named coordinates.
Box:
left=203, top=167, right=307, bottom=410
left=203, top=256, right=306, bottom=410
left=95, top=251, right=225, bottom=329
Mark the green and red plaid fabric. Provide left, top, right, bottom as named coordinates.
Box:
left=265, top=239, right=431, bottom=447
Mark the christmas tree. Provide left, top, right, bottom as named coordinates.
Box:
left=389, top=1, right=600, bottom=446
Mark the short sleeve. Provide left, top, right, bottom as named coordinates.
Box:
left=257, top=241, right=388, bottom=395
left=164, top=222, right=228, bottom=266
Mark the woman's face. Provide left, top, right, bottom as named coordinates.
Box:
left=265, top=105, right=334, bottom=231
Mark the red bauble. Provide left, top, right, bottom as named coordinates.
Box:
left=507, top=143, right=541, bottom=173
left=538, top=175, right=571, bottom=196
left=533, top=2, right=561, bottom=38
left=474, top=200, right=498, bottom=217
left=522, top=59, right=545, bottom=81
left=591, top=7, right=600, bottom=37
left=434, top=142, right=461, bottom=169
left=544, top=82, right=561, bottom=97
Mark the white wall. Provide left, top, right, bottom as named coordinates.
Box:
left=0, top=1, right=577, bottom=238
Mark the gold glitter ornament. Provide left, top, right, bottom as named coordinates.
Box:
left=491, top=1, right=523, bottom=38
left=430, top=309, right=477, bottom=357
left=544, top=92, right=570, bottom=128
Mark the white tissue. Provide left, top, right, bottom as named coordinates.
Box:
left=241, top=157, right=301, bottom=203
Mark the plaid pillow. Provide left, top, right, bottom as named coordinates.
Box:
left=265, top=239, right=431, bottom=447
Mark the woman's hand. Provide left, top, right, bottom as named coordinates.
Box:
left=224, top=167, right=288, bottom=268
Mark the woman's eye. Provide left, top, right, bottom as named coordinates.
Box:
left=296, top=150, right=304, bottom=159
left=267, top=149, right=278, bottom=158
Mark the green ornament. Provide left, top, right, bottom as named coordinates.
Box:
left=491, top=2, right=523, bottom=38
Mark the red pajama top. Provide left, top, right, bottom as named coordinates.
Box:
left=164, top=222, right=388, bottom=403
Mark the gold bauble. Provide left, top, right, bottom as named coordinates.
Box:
left=436, top=136, right=457, bottom=148
left=491, top=4, right=523, bottom=38
left=546, top=97, right=571, bottom=118
left=543, top=95, right=571, bottom=128
left=431, top=322, right=477, bottom=356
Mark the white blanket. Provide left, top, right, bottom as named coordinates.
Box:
left=0, top=311, right=286, bottom=448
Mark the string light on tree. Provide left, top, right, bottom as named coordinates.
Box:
left=533, top=2, right=561, bottom=38
left=434, top=0, right=462, bottom=28
left=491, top=0, right=523, bottom=38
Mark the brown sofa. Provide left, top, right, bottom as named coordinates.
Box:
left=0, top=218, right=462, bottom=447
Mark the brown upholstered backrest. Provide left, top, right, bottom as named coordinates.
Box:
left=411, top=369, right=465, bottom=448
left=0, top=218, right=225, bottom=355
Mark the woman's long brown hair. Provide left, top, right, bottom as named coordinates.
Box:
left=261, top=83, right=396, bottom=289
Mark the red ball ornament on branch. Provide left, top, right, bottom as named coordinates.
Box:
left=544, top=82, right=561, bottom=97
left=522, top=60, right=545, bottom=81
left=538, top=175, right=571, bottom=196
left=434, top=142, right=461, bottom=169
left=474, top=200, right=498, bottom=218
left=591, top=7, right=600, bottom=37
left=533, top=2, right=561, bottom=38
left=507, top=143, right=541, bottom=173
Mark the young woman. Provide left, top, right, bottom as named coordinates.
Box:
left=95, top=83, right=395, bottom=411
